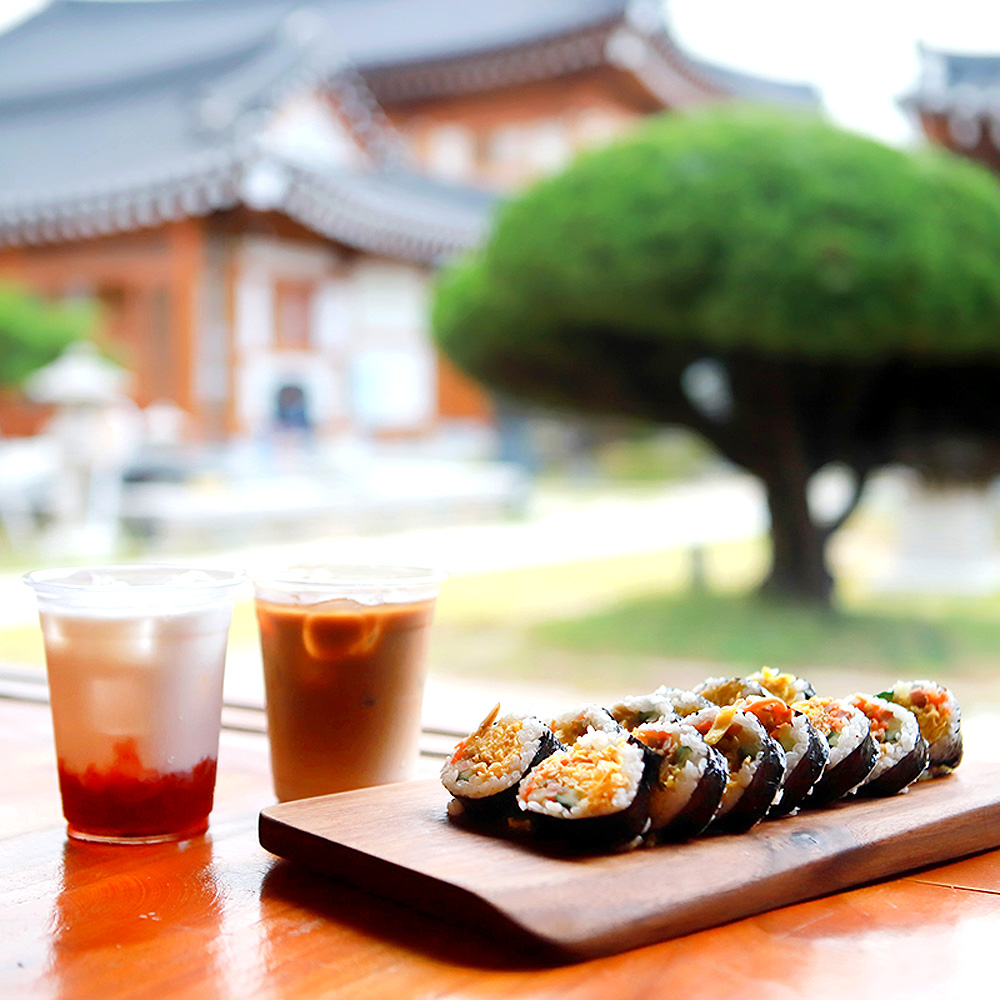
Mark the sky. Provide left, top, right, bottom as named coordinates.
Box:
left=1, top=0, right=1000, bottom=146
left=668, top=0, right=1000, bottom=146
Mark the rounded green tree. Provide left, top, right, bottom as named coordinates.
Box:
left=433, top=107, right=1000, bottom=604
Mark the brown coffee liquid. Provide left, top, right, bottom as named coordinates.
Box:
left=256, top=598, right=436, bottom=800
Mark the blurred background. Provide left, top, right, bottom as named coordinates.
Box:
left=3, top=0, right=1000, bottom=751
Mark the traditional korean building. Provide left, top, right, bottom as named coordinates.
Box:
left=904, top=47, right=1000, bottom=172
left=0, top=0, right=818, bottom=446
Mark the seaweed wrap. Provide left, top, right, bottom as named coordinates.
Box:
left=848, top=693, right=928, bottom=798
left=793, top=697, right=878, bottom=806
left=609, top=692, right=678, bottom=731
left=655, top=686, right=713, bottom=718
left=740, top=697, right=829, bottom=818
left=695, top=675, right=769, bottom=706
left=441, top=704, right=562, bottom=821
left=632, top=719, right=727, bottom=841
left=549, top=704, right=621, bottom=746
left=746, top=666, right=816, bottom=704
left=517, top=729, right=655, bottom=849
left=688, top=704, right=785, bottom=833
left=879, top=680, right=962, bottom=777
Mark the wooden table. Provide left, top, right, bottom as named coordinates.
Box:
left=5, top=693, right=1000, bottom=1000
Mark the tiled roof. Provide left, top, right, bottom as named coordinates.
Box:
left=0, top=0, right=498, bottom=256
left=906, top=47, right=1000, bottom=116
left=0, top=0, right=816, bottom=254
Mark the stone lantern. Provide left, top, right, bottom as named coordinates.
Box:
left=25, top=342, right=140, bottom=555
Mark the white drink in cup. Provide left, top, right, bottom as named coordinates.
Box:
left=23, top=565, right=244, bottom=844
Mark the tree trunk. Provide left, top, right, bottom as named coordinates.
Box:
left=760, top=477, right=833, bottom=605
left=737, top=357, right=834, bottom=606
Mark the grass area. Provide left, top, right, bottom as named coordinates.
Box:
left=7, top=524, right=1000, bottom=706
left=534, top=590, right=1000, bottom=676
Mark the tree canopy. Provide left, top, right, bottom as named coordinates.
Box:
left=0, top=283, right=91, bottom=388
left=432, top=107, right=1000, bottom=603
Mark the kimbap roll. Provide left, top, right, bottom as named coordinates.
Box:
left=793, top=697, right=878, bottom=806
left=745, top=666, right=816, bottom=704
left=695, top=676, right=769, bottom=706
left=655, top=687, right=712, bottom=718
left=688, top=704, right=785, bottom=833
left=879, top=680, right=963, bottom=777
left=740, top=697, right=829, bottom=818
left=517, top=729, right=655, bottom=849
left=441, top=704, right=562, bottom=821
left=848, top=693, right=928, bottom=798
left=550, top=704, right=621, bottom=746
left=632, top=719, right=727, bottom=841
left=609, top=692, right=678, bottom=731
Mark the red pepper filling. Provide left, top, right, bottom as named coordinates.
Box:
left=58, top=737, right=216, bottom=839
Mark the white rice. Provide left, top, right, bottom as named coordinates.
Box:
left=826, top=701, right=870, bottom=770
left=851, top=694, right=921, bottom=784
left=633, top=721, right=707, bottom=829
left=695, top=676, right=768, bottom=706
left=655, top=686, right=711, bottom=717
left=687, top=705, right=767, bottom=815
left=775, top=714, right=812, bottom=778
left=887, top=680, right=960, bottom=754
left=609, top=692, right=677, bottom=730
left=550, top=703, right=619, bottom=746
left=518, top=729, right=645, bottom=819
left=441, top=714, right=548, bottom=798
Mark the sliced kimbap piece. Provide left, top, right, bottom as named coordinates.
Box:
left=879, top=680, right=963, bottom=777
left=549, top=704, right=621, bottom=746
left=631, top=719, right=726, bottom=841
left=688, top=704, right=785, bottom=833
left=848, top=693, right=928, bottom=798
left=441, top=704, right=562, bottom=822
left=517, top=729, right=655, bottom=850
left=654, top=686, right=712, bottom=718
left=745, top=666, right=816, bottom=704
left=609, top=692, right=678, bottom=731
left=793, top=696, right=878, bottom=806
left=695, top=675, right=769, bottom=706
left=740, top=697, right=829, bottom=818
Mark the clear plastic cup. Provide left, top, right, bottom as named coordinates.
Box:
left=253, top=564, right=446, bottom=801
left=23, top=565, right=245, bottom=843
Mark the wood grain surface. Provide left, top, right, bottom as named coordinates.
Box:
left=9, top=694, right=1000, bottom=1000
left=259, top=761, right=1000, bottom=960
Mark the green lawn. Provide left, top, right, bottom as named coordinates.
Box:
left=8, top=531, right=1000, bottom=706
left=534, top=590, right=1000, bottom=675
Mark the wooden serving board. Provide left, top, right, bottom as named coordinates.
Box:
left=259, top=761, right=1000, bottom=961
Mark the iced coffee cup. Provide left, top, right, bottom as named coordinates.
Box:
left=24, top=565, right=244, bottom=844
left=253, top=565, right=446, bottom=801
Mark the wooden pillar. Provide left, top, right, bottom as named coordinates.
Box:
left=222, top=236, right=240, bottom=437
left=167, top=218, right=204, bottom=425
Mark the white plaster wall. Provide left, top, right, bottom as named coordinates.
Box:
left=343, top=260, right=436, bottom=431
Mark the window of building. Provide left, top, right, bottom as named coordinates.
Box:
left=351, top=348, right=434, bottom=432
left=528, top=119, right=572, bottom=173
left=576, top=109, right=628, bottom=149
left=426, top=124, right=476, bottom=181
left=488, top=124, right=525, bottom=164
left=273, top=280, right=315, bottom=350
left=354, top=263, right=427, bottom=334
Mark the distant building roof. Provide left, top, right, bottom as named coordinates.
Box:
left=902, top=46, right=1000, bottom=153
left=905, top=47, right=1000, bottom=115
left=0, top=0, right=497, bottom=258
left=0, top=0, right=819, bottom=255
